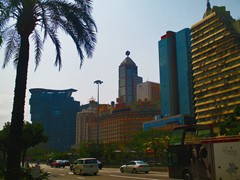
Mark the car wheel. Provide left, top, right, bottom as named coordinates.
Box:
left=120, top=168, right=124, bottom=173
left=145, top=171, right=149, bottom=174
left=93, top=172, right=97, bottom=175
left=73, top=169, right=76, bottom=174
left=183, top=171, right=192, bottom=180
left=133, top=168, right=137, bottom=174
left=80, top=170, right=83, bottom=175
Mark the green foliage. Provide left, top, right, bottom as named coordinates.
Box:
left=129, top=129, right=170, bottom=165
left=21, top=122, right=48, bottom=166
left=0, top=122, right=48, bottom=172
left=219, top=106, right=240, bottom=135
left=76, top=141, right=104, bottom=159
left=21, top=164, right=50, bottom=180
left=0, top=123, right=11, bottom=178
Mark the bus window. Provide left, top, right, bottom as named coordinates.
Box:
left=169, top=128, right=184, bottom=145
left=197, top=129, right=211, bottom=139
left=184, top=131, right=198, bottom=144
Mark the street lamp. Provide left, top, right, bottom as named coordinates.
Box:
left=94, top=80, right=103, bottom=143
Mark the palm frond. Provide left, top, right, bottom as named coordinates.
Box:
left=2, top=28, right=20, bottom=68
left=45, top=25, right=62, bottom=70
left=45, top=0, right=97, bottom=67
left=31, top=29, right=43, bottom=71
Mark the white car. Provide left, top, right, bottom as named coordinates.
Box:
left=72, top=158, right=99, bottom=175
left=120, top=160, right=150, bottom=174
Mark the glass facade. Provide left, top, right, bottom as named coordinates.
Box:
left=158, top=29, right=194, bottom=117
left=119, top=56, right=143, bottom=104
left=29, top=88, right=80, bottom=151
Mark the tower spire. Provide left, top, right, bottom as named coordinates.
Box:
left=203, top=0, right=212, bottom=18
left=207, top=0, right=211, bottom=11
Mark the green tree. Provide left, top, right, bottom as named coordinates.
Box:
left=21, top=122, right=48, bottom=166
left=0, top=122, right=48, bottom=178
left=0, top=1, right=97, bottom=179
left=0, top=123, right=48, bottom=165
left=219, top=106, right=240, bottom=135
left=129, top=129, right=170, bottom=165
left=0, top=123, right=11, bottom=178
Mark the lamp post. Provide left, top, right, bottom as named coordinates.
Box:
left=94, top=80, right=103, bottom=143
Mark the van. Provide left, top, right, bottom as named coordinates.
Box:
left=72, top=158, right=99, bottom=175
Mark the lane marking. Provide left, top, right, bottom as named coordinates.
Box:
left=110, top=174, right=158, bottom=180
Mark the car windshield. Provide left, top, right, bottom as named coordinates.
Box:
left=136, top=161, right=146, bottom=164
left=85, top=159, right=97, bottom=164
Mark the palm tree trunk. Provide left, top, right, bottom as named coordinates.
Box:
left=6, top=34, right=30, bottom=180
left=21, top=149, right=27, bottom=167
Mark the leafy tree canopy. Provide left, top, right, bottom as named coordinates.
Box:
left=219, top=106, right=240, bottom=135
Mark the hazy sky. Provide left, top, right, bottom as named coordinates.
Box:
left=0, top=0, right=239, bottom=129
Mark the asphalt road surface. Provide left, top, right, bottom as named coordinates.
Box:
left=40, top=164, right=172, bottom=180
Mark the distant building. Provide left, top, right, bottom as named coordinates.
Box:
left=29, top=88, right=80, bottom=151
left=158, top=28, right=194, bottom=116
left=76, top=99, right=96, bottom=144
left=191, top=2, right=240, bottom=124
left=143, top=114, right=195, bottom=131
left=118, top=51, right=143, bottom=104
left=137, top=81, right=160, bottom=102
left=91, top=106, right=160, bottom=143
left=143, top=28, right=194, bottom=131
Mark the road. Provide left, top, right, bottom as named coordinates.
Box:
left=40, top=164, right=172, bottom=180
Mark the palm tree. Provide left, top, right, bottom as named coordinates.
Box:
left=0, top=0, right=97, bottom=179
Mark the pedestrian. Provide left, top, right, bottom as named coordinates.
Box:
left=199, top=146, right=211, bottom=180
left=191, top=147, right=199, bottom=180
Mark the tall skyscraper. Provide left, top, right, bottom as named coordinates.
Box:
left=29, top=88, right=80, bottom=151
left=191, top=2, right=240, bottom=124
left=158, top=28, right=194, bottom=117
left=118, top=51, right=143, bottom=104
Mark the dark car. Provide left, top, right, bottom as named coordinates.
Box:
left=97, top=160, right=103, bottom=170
left=47, top=158, right=54, bottom=166
left=51, top=160, right=65, bottom=168
left=63, top=160, right=70, bottom=166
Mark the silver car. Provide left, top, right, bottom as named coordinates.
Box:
left=72, top=158, right=99, bottom=175
left=120, top=160, right=150, bottom=174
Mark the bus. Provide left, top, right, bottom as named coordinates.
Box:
left=168, top=124, right=240, bottom=180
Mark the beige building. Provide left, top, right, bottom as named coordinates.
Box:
left=191, top=3, right=240, bottom=125
left=75, top=100, right=96, bottom=144
left=137, top=81, right=160, bottom=102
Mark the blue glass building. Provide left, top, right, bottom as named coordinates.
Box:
left=118, top=51, right=143, bottom=104
left=29, top=88, right=80, bottom=152
left=158, top=28, right=194, bottom=116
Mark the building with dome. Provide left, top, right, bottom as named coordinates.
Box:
left=118, top=51, right=143, bottom=104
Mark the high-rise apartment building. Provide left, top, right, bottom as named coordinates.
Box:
left=118, top=51, right=143, bottom=104
left=137, top=81, right=160, bottom=102
left=191, top=2, right=240, bottom=124
left=158, top=28, right=194, bottom=117
left=29, top=88, right=80, bottom=151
